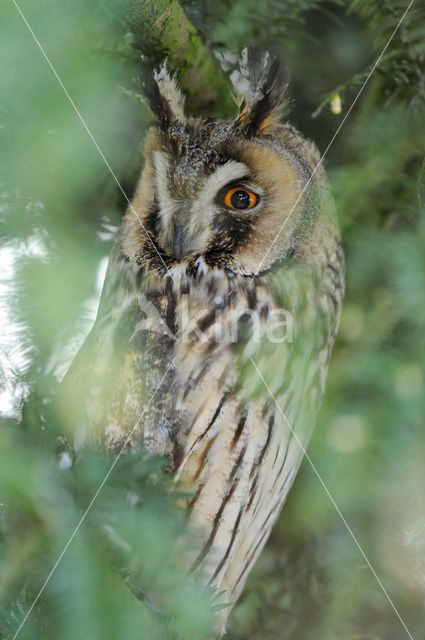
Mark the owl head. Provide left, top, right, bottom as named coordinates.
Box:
left=123, top=48, right=336, bottom=279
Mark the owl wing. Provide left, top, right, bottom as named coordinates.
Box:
left=59, top=236, right=162, bottom=449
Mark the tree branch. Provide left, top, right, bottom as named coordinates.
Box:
left=126, top=0, right=234, bottom=117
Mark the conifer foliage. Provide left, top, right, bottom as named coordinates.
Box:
left=1, top=1, right=424, bottom=638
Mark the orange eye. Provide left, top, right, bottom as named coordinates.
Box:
left=224, top=187, right=258, bottom=210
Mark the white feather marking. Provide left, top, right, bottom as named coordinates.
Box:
left=154, top=63, right=186, bottom=121
left=194, top=256, right=208, bottom=276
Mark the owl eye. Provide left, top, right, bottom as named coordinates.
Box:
left=224, top=187, right=258, bottom=210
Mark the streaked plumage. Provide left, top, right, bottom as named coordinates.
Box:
left=63, top=49, right=344, bottom=632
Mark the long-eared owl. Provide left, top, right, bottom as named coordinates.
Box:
left=64, top=49, right=344, bottom=631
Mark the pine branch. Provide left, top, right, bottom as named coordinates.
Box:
left=315, top=0, right=425, bottom=115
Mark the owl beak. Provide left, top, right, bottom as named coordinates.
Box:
left=170, top=220, right=200, bottom=263
left=173, top=224, right=185, bottom=262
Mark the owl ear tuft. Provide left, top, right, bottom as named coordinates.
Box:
left=144, top=63, right=186, bottom=128
left=231, top=47, right=289, bottom=135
